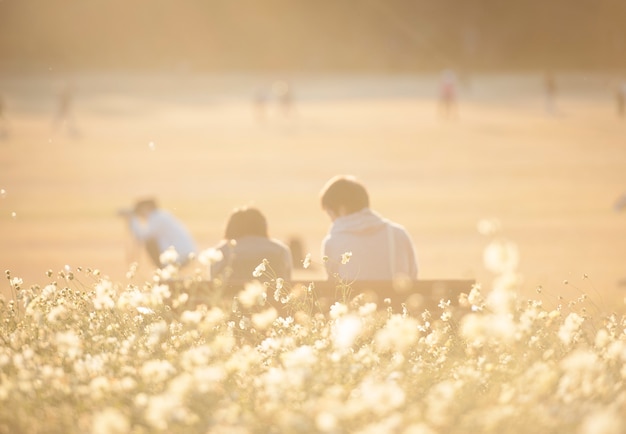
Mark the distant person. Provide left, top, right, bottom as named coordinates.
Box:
left=52, top=83, right=78, bottom=135
left=615, top=81, right=626, bottom=118
left=253, top=86, right=269, bottom=122
left=438, top=69, right=458, bottom=119
left=119, top=198, right=197, bottom=268
left=319, top=175, right=418, bottom=281
left=211, top=206, right=292, bottom=282
left=272, top=80, right=294, bottom=117
left=544, top=71, right=558, bottom=114
left=0, top=94, right=7, bottom=139
left=614, top=193, right=626, bottom=212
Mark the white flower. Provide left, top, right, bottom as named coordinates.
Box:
left=193, top=366, right=226, bottom=393
left=144, top=393, right=184, bottom=430
left=94, top=280, right=116, bottom=310
left=89, top=376, right=112, bottom=401
left=329, top=302, right=348, bottom=319
left=181, top=345, right=213, bottom=370
left=150, top=284, right=171, bottom=304
left=47, top=305, right=67, bottom=323
left=140, top=359, right=176, bottom=384
left=303, top=253, right=311, bottom=269
left=558, top=312, right=585, bottom=346
left=91, top=407, right=130, bottom=434
left=116, top=287, right=144, bottom=310
left=483, top=239, right=519, bottom=274
left=374, top=314, right=419, bottom=353
left=357, top=377, right=406, bottom=416
left=252, top=307, right=278, bottom=331
left=460, top=312, right=517, bottom=345
left=136, top=306, right=155, bottom=316
left=358, top=302, right=377, bottom=317
left=252, top=260, right=267, bottom=278
left=316, top=412, right=338, bottom=432
left=238, top=281, right=266, bottom=308
left=41, top=284, right=57, bottom=301
left=281, top=345, right=317, bottom=370
left=485, top=286, right=517, bottom=314
left=332, top=314, right=362, bottom=350
left=426, top=380, right=461, bottom=426
left=180, top=309, right=203, bottom=325
left=159, top=246, right=179, bottom=266
left=55, top=330, right=82, bottom=360
left=197, top=248, right=223, bottom=266
left=341, top=251, right=352, bottom=265
left=580, top=407, right=624, bottom=434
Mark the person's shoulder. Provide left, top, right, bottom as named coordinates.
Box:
left=269, top=237, right=291, bottom=251
left=386, top=219, right=414, bottom=238
left=213, top=239, right=230, bottom=249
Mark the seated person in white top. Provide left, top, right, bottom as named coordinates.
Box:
left=122, top=198, right=197, bottom=268
left=211, top=206, right=292, bottom=283
left=320, top=175, right=418, bottom=281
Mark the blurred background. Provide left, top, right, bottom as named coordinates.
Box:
left=1, top=0, right=626, bottom=311
left=1, top=0, right=625, bottom=73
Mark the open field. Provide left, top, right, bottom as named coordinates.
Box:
left=0, top=71, right=625, bottom=311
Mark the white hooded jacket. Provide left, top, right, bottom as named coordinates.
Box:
left=322, top=208, right=418, bottom=281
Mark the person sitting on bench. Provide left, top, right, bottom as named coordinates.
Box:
left=211, top=206, right=292, bottom=283
left=319, top=175, right=418, bottom=281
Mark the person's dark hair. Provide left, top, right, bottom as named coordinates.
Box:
left=134, top=198, right=158, bottom=214
left=320, top=175, right=369, bottom=214
left=224, top=207, right=268, bottom=239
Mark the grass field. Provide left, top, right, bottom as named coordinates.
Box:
left=1, top=71, right=625, bottom=312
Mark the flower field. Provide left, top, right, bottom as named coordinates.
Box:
left=1, top=254, right=625, bottom=434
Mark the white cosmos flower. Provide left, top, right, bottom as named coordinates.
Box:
left=55, top=330, right=83, bottom=359
left=159, top=246, right=179, bottom=266
left=252, top=307, right=278, bottom=330
left=197, top=247, right=224, bottom=266
left=332, top=314, right=362, bottom=350
left=303, top=253, right=312, bottom=269
left=329, top=302, right=348, bottom=319
left=252, top=259, right=268, bottom=278
left=374, top=314, right=419, bottom=353
left=140, top=359, right=176, bottom=384
left=483, top=239, right=519, bottom=274
left=94, top=280, right=116, bottom=310
left=91, top=407, right=130, bottom=434
left=238, top=281, right=266, bottom=308
left=558, top=312, right=585, bottom=346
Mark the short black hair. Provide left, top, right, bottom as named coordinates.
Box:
left=133, top=198, right=158, bottom=214
left=224, top=207, right=268, bottom=239
left=320, top=175, right=369, bottom=214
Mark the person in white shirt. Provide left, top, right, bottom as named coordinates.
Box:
left=122, top=198, right=196, bottom=268
left=320, top=175, right=418, bottom=281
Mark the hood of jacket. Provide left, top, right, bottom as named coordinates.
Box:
left=330, top=208, right=388, bottom=236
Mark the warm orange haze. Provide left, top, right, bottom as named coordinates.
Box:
left=1, top=72, right=625, bottom=310
left=2, top=2, right=626, bottom=433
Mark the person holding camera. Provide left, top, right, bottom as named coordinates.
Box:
left=119, top=198, right=197, bottom=268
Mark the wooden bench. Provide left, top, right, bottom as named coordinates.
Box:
left=167, top=278, right=476, bottom=316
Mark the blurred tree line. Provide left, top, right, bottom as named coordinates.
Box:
left=0, top=0, right=624, bottom=73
